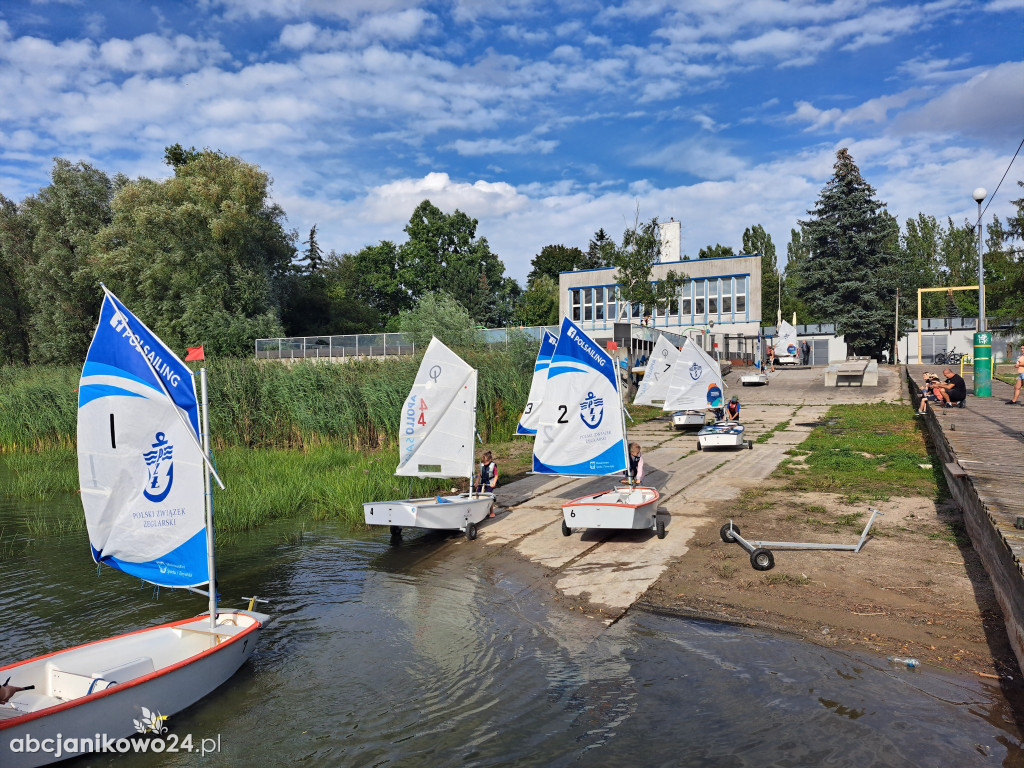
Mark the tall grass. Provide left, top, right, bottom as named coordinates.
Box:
left=0, top=345, right=535, bottom=452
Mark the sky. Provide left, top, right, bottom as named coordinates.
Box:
left=1, top=0, right=1022, bottom=284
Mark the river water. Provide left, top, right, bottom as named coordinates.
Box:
left=2, top=484, right=1022, bottom=767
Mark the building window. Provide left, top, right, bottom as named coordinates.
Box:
left=595, top=287, right=605, bottom=321
left=681, top=281, right=692, bottom=318
left=571, top=290, right=581, bottom=321
left=583, top=288, right=593, bottom=321
left=736, top=276, right=747, bottom=315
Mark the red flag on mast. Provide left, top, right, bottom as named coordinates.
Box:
left=185, top=345, right=205, bottom=361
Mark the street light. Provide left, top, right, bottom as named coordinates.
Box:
left=972, top=187, right=991, bottom=397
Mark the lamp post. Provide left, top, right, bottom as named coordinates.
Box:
left=972, top=187, right=991, bottom=397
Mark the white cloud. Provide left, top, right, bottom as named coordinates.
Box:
left=451, top=135, right=558, bottom=156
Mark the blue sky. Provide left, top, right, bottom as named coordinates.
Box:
left=1, top=0, right=1022, bottom=283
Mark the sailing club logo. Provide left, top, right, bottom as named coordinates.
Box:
left=143, top=432, right=174, bottom=502
left=689, top=361, right=702, bottom=380
left=706, top=383, right=723, bottom=408
left=787, top=344, right=797, bottom=355
left=579, top=391, right=604, bottom=429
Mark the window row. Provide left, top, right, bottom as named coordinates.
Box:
left=569, top=276, right=749, bottom=326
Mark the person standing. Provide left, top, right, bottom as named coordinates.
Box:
left=767, top=344, right=776, bottom=373
left=622, top=443, right=645, bottom=484
left=800, top=340, right=811, bottom=366
left=476, top=451, right=498, bottom=493
left=1008, top=343, right=1024, bottom=405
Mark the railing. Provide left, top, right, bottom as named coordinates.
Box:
left=255, top=326, right=560, bottom=360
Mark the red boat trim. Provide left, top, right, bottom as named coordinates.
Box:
left=560, top=488, right=661, bottom=509
left=0, top=613, right=261, bottom=730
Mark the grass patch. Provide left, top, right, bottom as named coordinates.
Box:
left=927, top=520, right=971, bottom=547
left=756, top=420, right=790, bottom=444
left=774, top=403, right=938, bottom=502
left=764, top=573, right=811, bottom=587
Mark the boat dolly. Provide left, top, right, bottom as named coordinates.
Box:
left=720, top=508, right=883, bottom=571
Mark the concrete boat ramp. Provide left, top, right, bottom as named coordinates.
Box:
left=472, top=365, right=903, bottom=624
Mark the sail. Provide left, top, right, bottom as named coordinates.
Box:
left=776, top=320, right=798, bottom=359
left=633, top=334, right=679, bottom=405
left=78, top=291, right=208, bottom=588
left=532, top=317, right=627, bottom=476
left=516, top=330, right=557, bottom=435
left=395, top=337, right=476, bottom=479
left=662, top=338, right=725, bottom=411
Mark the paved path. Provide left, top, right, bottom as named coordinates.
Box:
left=479, top=364, right=904, bottom=623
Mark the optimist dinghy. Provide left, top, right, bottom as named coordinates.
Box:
left=363, top=337, right=494, bottom=541
left=662, top=337, right=724, bottom=429
left=697, top=421, right=754, bottom=451
left=0, top=288, right=267, bottom=768
left=533, top=318, right=664, bottom=539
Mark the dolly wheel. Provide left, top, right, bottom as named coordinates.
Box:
left=561, top=520, right=572, bottom=537
left=747, top=440, right=754, bottom=450
left=720, top=523, right=740, bottom=542
left=465, top=522, right=478, bottom=541
left=656, top=519, right=666, bottom=539
left=697, top=441, right=703, bottom=451
left=750, top=548, right=775, bottom=571
left=389, top=526, right=402, bottom=540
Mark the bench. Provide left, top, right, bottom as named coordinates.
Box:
left=836, top=360, right=869, bottom=385
left=49, top=656, right=155, bottom=701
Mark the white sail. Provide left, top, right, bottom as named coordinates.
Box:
left=78, top=291, right=208, bottom=588
left=516, top=329, right=557, bottom=435
left=395, top=337, right=477, bottom=479
left=633, top=334, right=679, bottom=405
left=662, top=338, right=725, bottom=412
left=532, top=317, right=627, bottom=476
left=776, top=320, right=798, bottom=360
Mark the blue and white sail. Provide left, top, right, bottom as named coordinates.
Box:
left=532, top=317, right=628, bottom=476
left=662, top=337, right=724, bottom=412
left=395, top=337, right=477, bottom=480
left=77, top=290, right=208, bottom=588
left=633, top=334, right=679, bottom=406
left=516, top=329, right=557, bottom=436
left=775, top=320, right=799, bottom=360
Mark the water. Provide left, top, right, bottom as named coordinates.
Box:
left=2, top=481, right=1022, bottom=767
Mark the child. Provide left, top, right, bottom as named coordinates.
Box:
left=726, top=396, right=741, bottom=421
left=622, top=443, right=645, bottom=484
left=476, top=451, right=498, bottom=493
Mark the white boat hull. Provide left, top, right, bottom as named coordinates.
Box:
left=740, top=373, right=768, bottom=386
left=671, top=410, right=705, bottom=429
left=363, top=493, right=494, bottom=533
left=561, top=486, right=661, bottom=531
left=0, top=611, right=266, bottom=768
left=697, top=421, right=752, bottom=450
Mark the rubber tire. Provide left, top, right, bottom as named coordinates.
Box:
left=747, top=440, right=754, bottom=450
left=935, top=353, right=945, bottom=365
left=561, top=520, right=572, bottom=537
left=465, top=522, right=478, bottom=541
left=656, top=519, right=666, bottom=539
left=720, top=523, right=740, bottom=542
left=389, top=526, right=402, bottom=539
left=750, top=548, right=775, bottom=571
left=697, top=441, right=703, bottom=451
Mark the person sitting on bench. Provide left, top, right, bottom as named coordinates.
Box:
left=933, top=368, right=967, bottom=408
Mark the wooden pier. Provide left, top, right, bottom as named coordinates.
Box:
left=908, top=364, right=1024, bottom=669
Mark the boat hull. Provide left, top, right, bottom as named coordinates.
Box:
left=561, top=486, right=660, bottom=531
left=363, top=494, right=494, bottom=532
left=697, top=421, right=750, bottom=450
left=671, top=410, right=706, bottom=429
left=0, top=611, right=267, bottom=768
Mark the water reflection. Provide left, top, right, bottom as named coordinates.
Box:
left=1, top=464, right=1021, bottom=767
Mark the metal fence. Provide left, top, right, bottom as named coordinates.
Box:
left=255, top=326, right=560, bottom=360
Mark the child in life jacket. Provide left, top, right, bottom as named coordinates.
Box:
left=476, top=451, right=498, bottom=493
left=726, top=397, right=741, bottom=421
left=622, top=443, right=645, bottom=484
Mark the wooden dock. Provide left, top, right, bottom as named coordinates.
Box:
left=908, top=364, right=1024, bottom=668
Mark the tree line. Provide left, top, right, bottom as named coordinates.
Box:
left=0, top=145, right=1021, bottom=364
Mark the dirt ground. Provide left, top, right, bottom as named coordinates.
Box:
left=642, top=488, right=1024, bottom=685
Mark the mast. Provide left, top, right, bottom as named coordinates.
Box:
left=200, top=367, right=218, bottom=629
left=616, top=346, right=632, bottom=487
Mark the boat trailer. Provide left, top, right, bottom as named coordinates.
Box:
left=720, top=508, right=883, bottom=571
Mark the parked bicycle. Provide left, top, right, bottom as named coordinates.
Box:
left=934, top=347, right=965, bottom=365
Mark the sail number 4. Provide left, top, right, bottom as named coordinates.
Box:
left=404, top=396, right=429, bottom=449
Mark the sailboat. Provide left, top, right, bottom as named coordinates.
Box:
left=516, top=330, right=558, bottom=435
left=0, top=287, right=267, bottom=768
left=363, top=337, right=494, bottom=541
left=632, top=334, right=679, bottom=407
left=774, top=320, right=799, bottom=366
left=533, top=317, right=664, bottom=539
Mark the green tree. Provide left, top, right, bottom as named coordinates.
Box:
left=303, top=224, right=324, bottom=273
left=398, top=291, right=481, bottom=350
left=527, top=244, right=587, bottom=284
left=0, top=194, right=32, bottom=363
left=94, top=150, right=293, bottom=356
left=613, top=215, right=686, bottom=319
left=986, top=182, right=1024, bottom=332
left=697, top=243, right=735, bottom=259
left=742, top=225, right=780, bottom=324
left=798, top=148, right=904, bottom=355
left=585, top=228, right=618, bottom=269
left=517, top=273, right=560, bottom=326
left=21, top=159, right=121, bottom=364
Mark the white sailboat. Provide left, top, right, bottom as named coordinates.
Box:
left=632, top=334, right=679, bottom=407
left=0, top=287, right=267, bottom=768
left=663, top=336, right=721, bottom=429
left=774, top=320, right=799, bottom=366
left=516, top=330, right=558, bottom=435
left=363, top=337, right=494, bottom=541
left=533, top=317, right=663, bottom=539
